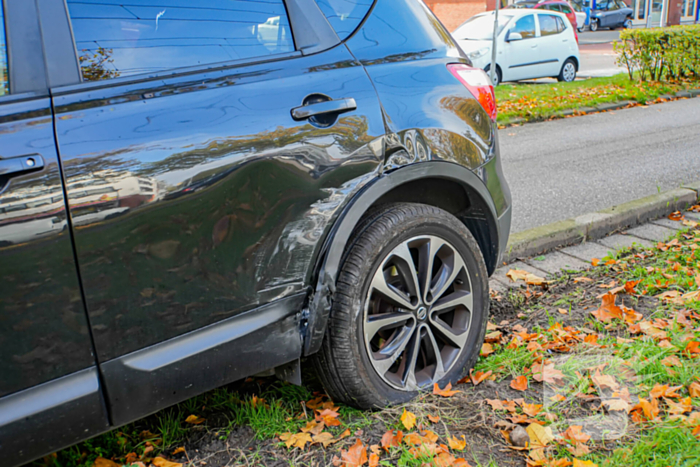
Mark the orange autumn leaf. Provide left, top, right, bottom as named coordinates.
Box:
left=433, top=382, right=460, bottom=397
left=380, top=430, right=403, bottom=451
left=184, top=414, right=205, bottom=425
left=279, top=432, right=313, bottom=449
left=368, top=453, right=379, bottom=467
left=427, top=414, right=441, bottom=423
left=573, top=460, right=598, bottom=467
left=685, top=341, right=700, bottom=357
left=590, top=293, right=623, bottom=323
left=521, top=403, right=543, bottom=417
left=591, top=258, right=600, bottom=266
left=400, top=409, right=416, bottom=430
left=689, top=381, right=700, bottom=398
left=635, top=397, right=660, bottom=420
left=562, top=426, right=591, bottom=444
left=669, top=211, right=683, bottom=221
left=470, top=369, right=493, bottom=386
left=151, top=458, right=183, bottom=467
left=510, top=375, right=528, bottom=391
left=340, top=439, right=368, bottom=467
left=448, top=435, right=467, bottom=451
left=481, top=343, right=495, bottom=357
left=317, top=408, right=341, bottom=427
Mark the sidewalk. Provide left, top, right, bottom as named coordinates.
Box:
left=490, top=210, right=700, bottom=293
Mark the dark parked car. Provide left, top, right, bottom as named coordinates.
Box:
left=589, top=0, right=634, bottom=30
left=0, top=0, right=511, bottom=465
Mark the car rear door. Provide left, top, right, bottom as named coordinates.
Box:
left=536, top=13, right=570, bottom=76
left=47, top=0, right=385, bottom=426
left=0, top=3, right=108, bottom=465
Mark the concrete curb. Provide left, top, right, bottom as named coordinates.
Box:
left=500, top=88, right=700, bottom=128
left=503, top=186, right=699, bottom=264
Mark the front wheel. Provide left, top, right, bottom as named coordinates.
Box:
left=590, top=19, right=599, bottom=31
left=311, top=203, right=489, bottom=408
left=558, top=59, right=577, bottom=82
left=485, top=65, right=502, bottom=86
left=623, top=18, right=633, bottom=28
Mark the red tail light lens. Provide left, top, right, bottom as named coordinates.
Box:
left=447, top=64, right=497, bottom=122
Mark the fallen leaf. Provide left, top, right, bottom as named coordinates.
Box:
left=312, top=432, right=337, bottom=448
left=317, top=408, right=341, bottom=427
left=481, top=343, right=495, bottom=357
left=184, top=414, right=205, bottom=425
left=590, top=293, right=623, bottom=323
left=279, top=432, right=313, bottom=449
left=300, top=420, right=325, bottom=436
left=689, top=381, right=700, bottom=398
left=171, top=447, right=186, bottom=455
left=521, top=403, right=543, bottom=417
left=506, top=269, right=548, bottom=286
left=427, top=414, right=441, bottom=423
left=470, top=370, right=493, bottom=386
left=511, top=376, right=528, bottom=391
left=433, top=382, right=460, bottom=397
left=591, top=369, right=619, bottom=391
left=151, top=458, right=183, bottom=467
left=400, top=409, right=416, bottom=430
left=340, top=439, right=368, bottom=467
left=602, top=398, right=630, bottom=413
left=531, top=362, right=565, bottom=385
left=562, top=426, right=591, bottom=444
left=380, top=430, right=403, bottom=451
left=93, top=458, right=121, bottom=467
left=448, top=435, right=467, bottom=451
left=526, top=423, right=553, bottom=447
left=369, top=453, right=379, bottom=467
left=573, top=459, right=598, bottom=467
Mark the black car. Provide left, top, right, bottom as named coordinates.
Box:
left=0, top=0, right=511, bottom=465
left=589, top=0, right=634, bottom=30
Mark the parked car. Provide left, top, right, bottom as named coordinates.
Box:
left=0, top=0, right=511, bottom=465
left=453, top=9, right=580, bottom=84
left=571, top=2, right=589, bottom=32
left=510, top=0, right=581, bottom=37
left=589, top=0, right=634, bottom=30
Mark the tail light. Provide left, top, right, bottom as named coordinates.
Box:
left=447, top=64, right=497, bottom=122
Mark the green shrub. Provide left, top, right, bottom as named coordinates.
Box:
left=614, top=25, right=700, bottom=82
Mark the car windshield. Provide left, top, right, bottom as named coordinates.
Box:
left=453, top=14, right=515, bottom=40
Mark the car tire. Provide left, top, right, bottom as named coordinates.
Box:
left=311, top=203, right=489, bottom=409
left=623, top=18, right=633, bottom=28
left=558, top=59, right=577, bottom=82
left=577, top=26, right=584, bottom=32
left=590, top=19, right=599, bottom=31
left=485, top=65, right=502, bottom=86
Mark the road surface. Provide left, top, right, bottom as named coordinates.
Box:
left=499, top=98, right=700, bottom=233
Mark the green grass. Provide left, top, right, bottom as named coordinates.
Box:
left=495, top=74, right=700, bottom=125
left=474, top=341, right=537, bottom=380
left=593, top=424, right=700, bottom=467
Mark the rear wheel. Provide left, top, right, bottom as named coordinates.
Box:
left=558, top=59, right=577, bottom=82
left=311, top=203, right=489, bottom=408
left=590, top=19, right=599, bottom=31
left=623, top=18, right=633, bottom=28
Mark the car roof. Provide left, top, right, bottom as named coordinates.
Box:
left=478, top=7, right=568, bottom=18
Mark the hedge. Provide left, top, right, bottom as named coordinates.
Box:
left=614, top=25, right=700, bottom=82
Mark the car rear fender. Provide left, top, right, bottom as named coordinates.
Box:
left=302, top=161, right=502, bottom=356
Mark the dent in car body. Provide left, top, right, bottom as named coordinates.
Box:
left=52, top=44, right=385, bottom=362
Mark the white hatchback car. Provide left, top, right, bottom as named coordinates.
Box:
left=453, top=9, right=580, bottom=84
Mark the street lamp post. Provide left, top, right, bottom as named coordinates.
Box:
left=490, top=0, right=499, bottom=84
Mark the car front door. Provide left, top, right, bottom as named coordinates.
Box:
left=503, top=14, right=543, bottom=80
left=49, top=0, right=386, bottom=425
left=0, top=2, right=108, bottom=465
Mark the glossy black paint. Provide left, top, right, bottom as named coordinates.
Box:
left=54, top=43, right=385, bottom=363
left=0, top=368, right=109, bottom=467
left=0, top=94, right=95, bottom=397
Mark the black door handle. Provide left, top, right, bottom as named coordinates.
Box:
left=0, top=154, right=45, bottom=178
left=291, top=98, right=357, bottom=121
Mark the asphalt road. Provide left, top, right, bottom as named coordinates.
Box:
left=500, top=98, right=700, bottom=233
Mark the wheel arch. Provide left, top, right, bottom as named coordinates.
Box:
left=302, top=161, right=502, bottom=356
left=567, top=56, right=579, bottom=71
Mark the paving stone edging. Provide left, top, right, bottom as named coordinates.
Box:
left=503, top=88, right=700, bottom=127
left=502, top=182, right=700, bottom=265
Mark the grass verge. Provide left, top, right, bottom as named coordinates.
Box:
left=495, top=74, right=700, bottom=126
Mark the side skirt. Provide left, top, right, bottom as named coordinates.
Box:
left=102, top=293, right=307, bottom=426
left=0, top=367, right=109, bottom=467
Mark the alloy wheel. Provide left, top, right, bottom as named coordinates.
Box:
left=563, top=63, right=576, bottom=82
left=362, top=235, right=474, bottom=391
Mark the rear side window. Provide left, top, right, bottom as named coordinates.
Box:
left=511, top=14, right=536, bottom=39
left=0, top=4, right=8, bottom=95
left=539, top=14, right=560, bottom=35
left=555, top=16, right=567, bottom=31
left=314, top=0, right=374, bottom=40
left=561, top=4, right=573, bottom=14
left=67, top=0, right=294, bottom=81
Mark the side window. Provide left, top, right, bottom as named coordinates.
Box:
left=511, top=14, right=536, bottom=39
left=608, top=1, right=620, bottom=9
left=539, top=14, right=560, bottom=35
left=66, top=0, right=295, bottom=81
left=561, top=4, right=573, bottom=13
left=555, top=16, right=567, bottom=32
left=0, top=4, right=8, bottom=95
left=314, top=0, right=374, bottom=40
